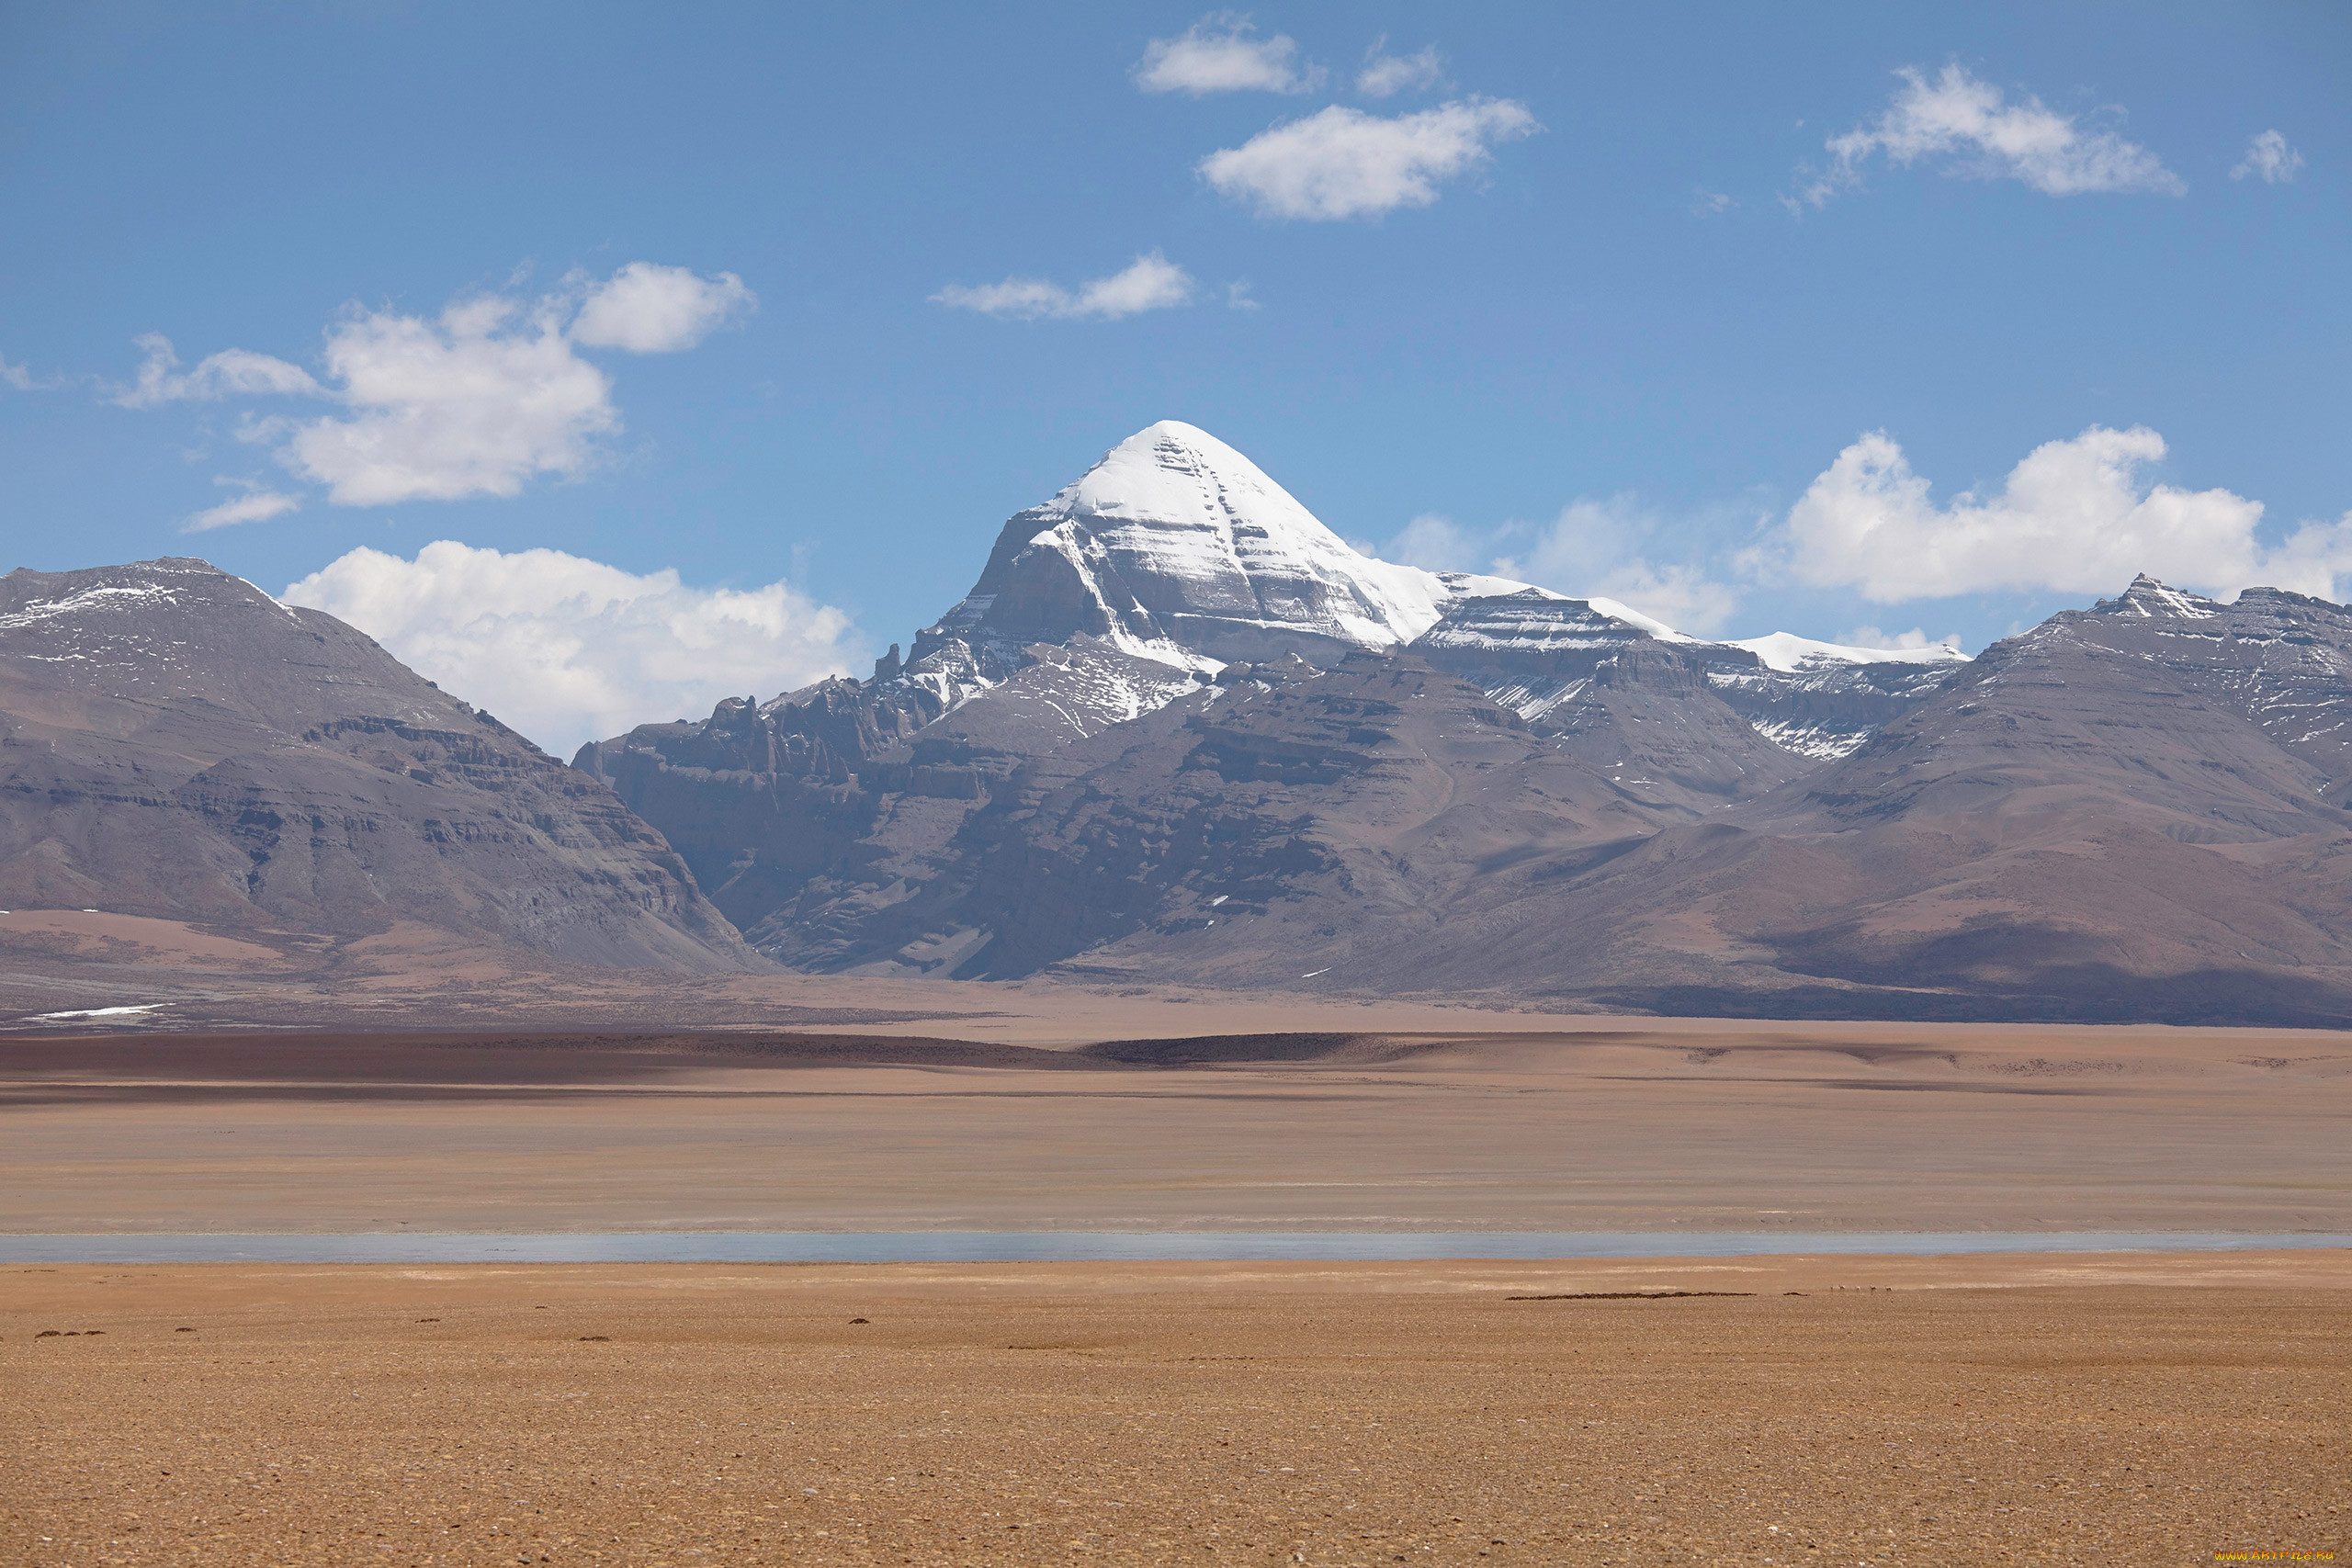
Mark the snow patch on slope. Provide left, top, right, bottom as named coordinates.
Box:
left=1733, top=631, right=1967, bottom=672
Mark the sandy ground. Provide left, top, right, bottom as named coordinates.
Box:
left=4, top=1024, right=2348, bottom=1235
left=3, top=1254, right=2346, bottom=1567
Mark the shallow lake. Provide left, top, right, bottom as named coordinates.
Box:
left=3, top=1231, right=2346, bottom=1263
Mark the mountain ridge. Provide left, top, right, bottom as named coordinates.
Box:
left=0, top=558, right=761, bottom=974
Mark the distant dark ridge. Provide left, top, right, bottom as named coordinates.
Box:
left=1505, top=1292, right=1757, bottom=1302
left=1077, top=1032, right=1388, bottom=1066
left=0, top=1030, right=1099, bottom=1087
left=1565, top=967, right=2352, bottom=1029
left=0, top=1028, right=1449, bottom=1090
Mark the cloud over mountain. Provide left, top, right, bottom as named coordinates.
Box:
left=281, top=540, right=862, bottom=754
left=1765, top=424, right=2352, bottom=603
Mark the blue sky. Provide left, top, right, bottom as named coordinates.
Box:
left=2, top=2, right=2345, bottom=750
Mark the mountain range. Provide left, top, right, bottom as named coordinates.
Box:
left=13, top=421, right=2352, bottom=1021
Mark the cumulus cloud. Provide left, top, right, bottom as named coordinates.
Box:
left=1200, top=97, right=1539, bottom=220
left=113, top=333, right=320, bottom=407
left=1794, top=64, right=2183, bottom=208
left=1765, top=424, right=2352, bottom=603
left=1357, top=41, right=1441, bottom=99
left=1691, top=188, right=1736, bottom=216
left=1136, top=13, right=1318, bottom=96
left=2232, top=129, right=2304, bottom=184
left=263, top=293, right=617, bottom=505
left=933, top=252, right=1195, bottom=321
left=119, top=263, right=749, bottom=509
left=182, top=480, right=301, bottom=534
left=281, top=540, right=864, bottom=756
left=570, top=262, right=755, bottom=352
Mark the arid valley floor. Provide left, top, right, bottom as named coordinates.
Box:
left=5, top=954, right=2349, bottom=1566
left=5, top=1255, right=2347, bottom=1567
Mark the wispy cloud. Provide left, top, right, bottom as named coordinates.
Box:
left=933, top=252, right=1196, bottom=321
left=181, top=479, right=301, bottom=534
left=1379, top=500, right=1744, bottom=635
left=1792, top=64, right=2183, bottom=209
left=1200, top=98, right=1539, bottom=220
left=1356, top=40, right=1442, bottom=99
left=2, top=353, right=55, bottom=391
left=1136, top=13, right=1318, bottom=96
left=113, top=334, right=320, bottom=408
left=1691, top=188, right=1736, bottom=217
left=2232, top=129, right=2305, bottom=185
left=1491, top=495, right=1743, bottom=634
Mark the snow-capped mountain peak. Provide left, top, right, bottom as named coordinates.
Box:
left=917, top=421, right=1476, bottom=671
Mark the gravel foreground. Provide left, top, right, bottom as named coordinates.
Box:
left=3, top=1255, right=2346, bottom=1567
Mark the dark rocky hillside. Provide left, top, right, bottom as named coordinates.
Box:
left=0, top=558, right=760, bottom=973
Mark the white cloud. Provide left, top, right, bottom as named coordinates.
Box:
left=570, top=262, right=755, bottom=352
left=1200, top=98, right=1539, bottom=220
left=2, top=353, right=51, bottom=391
left=1491, top=496, right=1742, bottom=634
left=1379, top=501, right=1742, bottom=634
left=2232, top=129, right=2304, bottom=184
left=1766, top=424, right=2352, bottom=602
left=933, top=252, right=1195, bottom=321
left=1357, top=41, right=1441, bottom=99
left=182, top=480, right=300, bottom=534
left=113, top=333, right=320, bottom=408
left=1381, top=513, right=1475, bottom=571
left=1838, top=626, right=1962, bottom=653
left=1136, top=13, right=1318, bottom=96
left=1691, top=188, right=1736, bottom=216
left=119, top=263, right=749, bottom=508
left=266, top=293, right=617, bottom=504
left=1226, top=280, right=1261, bottom=311
left=1795, top=64, right=2184, bottom=207
left=281, top=540, right=864, bottom=756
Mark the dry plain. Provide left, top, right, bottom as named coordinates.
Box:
left=4, top=1255, right=2348, bottom=1568
left=1, top=1017, right=2347, bottom=1234
left=5, top=986, right=2350, bottom=1566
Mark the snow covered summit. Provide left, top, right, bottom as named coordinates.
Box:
left=915, top=420, right=1512, bottom=671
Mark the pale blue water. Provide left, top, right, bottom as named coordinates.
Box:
left=1, top=1232, right=2345, bottom=1263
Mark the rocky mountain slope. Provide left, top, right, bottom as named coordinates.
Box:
left=581, top=422, right=1958, bottom=964
left=577, top=422, right=2352, bottom=1021
left=16, top=423, right=2344, bottom=1022
left=934, top=574, right=2352, bottom=1022
left=1, top=559, right=760, bottom=973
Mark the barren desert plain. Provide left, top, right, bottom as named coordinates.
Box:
left=5, top=936, right=2350, bottom=1567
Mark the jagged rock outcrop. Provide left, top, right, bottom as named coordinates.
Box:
left=0, top=558, right=761, bottom=973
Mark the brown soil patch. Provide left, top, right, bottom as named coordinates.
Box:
left=2, top=1256, right=2345, bottom=1567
